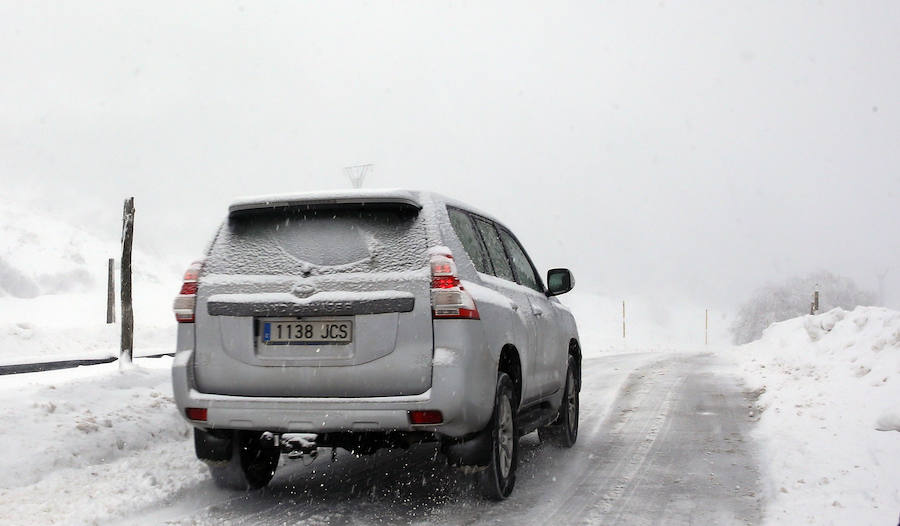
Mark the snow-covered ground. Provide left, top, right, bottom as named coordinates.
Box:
left=0, top=358, right=204, bottom=525
left=731, top=306, right=900, bottom=525
left=1, top=296, right=896, bottom=524
left=0, top=199, right=181, bottom=365
left=564, top=289, right=731, bottom=355
left=0, top=349, right=664, bottom=525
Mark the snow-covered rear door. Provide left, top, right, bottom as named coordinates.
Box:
left=193, top=203, right=435, bottom=397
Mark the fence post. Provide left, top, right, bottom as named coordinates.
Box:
left=120, top=197, right=135, bottom=366
left=810, top=284, right=820, bottom=315
left=106, top=258, right=115, bottom=324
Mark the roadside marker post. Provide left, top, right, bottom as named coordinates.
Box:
left=120, top=197, right=135, bottom=367
left=106, top=258, right=115, bottom=324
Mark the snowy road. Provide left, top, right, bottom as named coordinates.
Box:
left=117, top=352, right=761, bottom=525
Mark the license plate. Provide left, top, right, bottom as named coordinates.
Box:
left=261, top=319, right=353, bottom=345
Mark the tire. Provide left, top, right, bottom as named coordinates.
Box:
left=538, top=355, right=579, bottom=448
left=478, top=372, right=519, bottom=500
left=207, top=431, right=280, bottom=490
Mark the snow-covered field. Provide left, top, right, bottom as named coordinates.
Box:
left=564, top=290, right=731, bottom=356
left=0, top=199, right=180, bottom=365
left=731, top=307, right=900, bottom=525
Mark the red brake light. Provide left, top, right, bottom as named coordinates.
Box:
left=431, top=276, right=460, bottom=289
left=179, top=281, right=198, bottom=295
left=173, top=259, right=204, bottom=323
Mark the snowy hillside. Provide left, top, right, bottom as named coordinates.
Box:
left=0, top=199, right=180, bottom=364
left=733, top=307, right=900, bottom=525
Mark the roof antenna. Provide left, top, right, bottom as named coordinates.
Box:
left=344, top=164, right=373, bottom=188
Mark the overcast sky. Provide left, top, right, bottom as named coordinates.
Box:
left=2, top=1, right=898, bottom=309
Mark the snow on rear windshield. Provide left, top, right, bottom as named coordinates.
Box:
left=206, top=206, right=428, bottom=276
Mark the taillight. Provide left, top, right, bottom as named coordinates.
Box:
left=173, top=260, right=204, bottom=323
left=430, top=247, right=480, bottom=320
left=408, top=410, right=443, bottom=425
left=185, top=407, right=207, bottom=421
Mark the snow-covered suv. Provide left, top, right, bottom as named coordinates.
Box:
left=171, top=189, right=581, bottom=500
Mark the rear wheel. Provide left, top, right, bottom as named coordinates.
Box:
left=207, top=431, right=280, bottom=490
left=538, top=355, right=579, bottom=447
left=478, top=372, right=518, bottom=500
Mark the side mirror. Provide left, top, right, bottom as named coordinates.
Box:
left=546, top=268, right=575, bottom=296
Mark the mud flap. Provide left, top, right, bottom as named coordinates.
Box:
left=441, top=427, right=492, bottom=467
left=194, top=428, right=234, bottom=463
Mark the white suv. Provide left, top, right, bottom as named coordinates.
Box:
left=172, top=189, right=581, bottom=500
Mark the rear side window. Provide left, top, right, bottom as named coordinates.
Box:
left=498, top=228, right=543, bottom=293
left=473, top=218, right=515, bottom=282
left=447, top=208, right=491, bottom=274
left=206, top=206, right=427, bottom=276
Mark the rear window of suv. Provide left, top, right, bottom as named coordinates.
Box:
left=205, top=206, right=428, bottom=276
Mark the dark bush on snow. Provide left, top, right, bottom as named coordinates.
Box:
left=731, top=271, right=875, bottom=344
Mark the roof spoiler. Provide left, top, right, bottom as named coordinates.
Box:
left=228, top=190, right=422, bottom=216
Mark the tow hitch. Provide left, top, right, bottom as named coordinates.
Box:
left=261, top=432, right=319, bottom=460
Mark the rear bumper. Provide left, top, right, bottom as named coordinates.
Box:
left=172, top=323, right=496, bottom=437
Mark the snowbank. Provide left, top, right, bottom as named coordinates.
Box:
left=0, top=358, right=202, bottom=525
left=0, top=199, right=180, bottom=364
left=734, top=306, right=900, bottom=525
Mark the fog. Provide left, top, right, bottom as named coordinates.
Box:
left=2, top=1, right=898, bottom=310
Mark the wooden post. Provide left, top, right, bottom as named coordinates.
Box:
left=106, top=258, right=115, bottom=324
left=622, top=300, right=626, bottom=339
left=120, top=197, right=135, bottom=365
left=705, top=309, right=708, bottom=345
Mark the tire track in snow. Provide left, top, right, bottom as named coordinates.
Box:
left=527, top=360, right=685, bottom=524
left=446, top=353, right=674, bottom=526
left=568, top=355, right=760, bottom=525
left=599, top=366, right=761, bottom=525
left=586, top=378, right=683, bottom=519
left=446, top=353, right=759, bottom=526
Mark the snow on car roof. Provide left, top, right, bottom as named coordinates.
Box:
left=228, top=188, right=423, bottom=214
